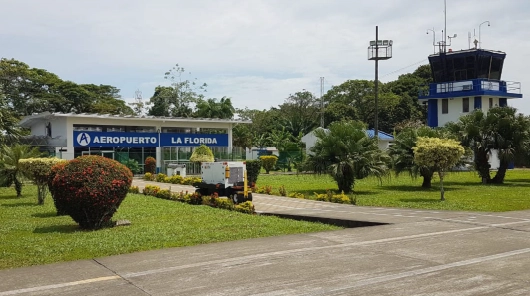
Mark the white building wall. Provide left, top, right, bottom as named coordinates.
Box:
left=52, top=117, right=68, bottom=139
left=301, top=131, right=319, bottom=155
left=30, top=122, right=46, bottom=136
left=437, top=97, right=470, bottom=126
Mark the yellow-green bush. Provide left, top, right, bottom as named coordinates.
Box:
left=168, top=175, right=183, bottom=184
left=155, top=189, right=172, bottom=200
left=259, top=155, right=278, bottom=174
left=288, top=192, right=306, bottom=199
left=189, top=144, right=214, bottom=163
left=19, top=157, right=67, bottom=205
left=314, top=190, right=356, bottom=205
left=156, top=173, right=167, bottom=182
left=129, top=186, right=140, bottom=194
left=142, top=185, right=160, bottom=196
left=234, top=201, right=255, bottom=214
left=144, top=172, right=155, bottom=181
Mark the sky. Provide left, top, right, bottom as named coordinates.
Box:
left=1, top=0, right=529, bottom=114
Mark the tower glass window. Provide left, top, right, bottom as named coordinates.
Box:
left=442, top=99, right=448, bottom=114
left=462, top=97, right=469, bottom=113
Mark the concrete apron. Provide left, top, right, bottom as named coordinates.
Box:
left=1, top=179, right=529, bottom=295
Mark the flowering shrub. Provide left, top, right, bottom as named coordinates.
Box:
left=19, top=157, right=67, bottom=205
left=168, top=175, right=183, bottom=184
left=314, top=190, right=356, bottom=205
left=128, top=186, right=140, bottom=194
left=213, top=198, right=234, bottom=210
left=234, top=201, right=255, bottom=214
left=259, top=155, right=278, bottom=174
left=48, top=161, right=68, bottom=215
left=144, top=157, right=156, bottom=174
left=278, top=185, right=287, bottom=197
left=255, top=185, right=273, bottom=194
left=182, top=177, right=201, bottom=185
left=49, top=155, right=133, bottom=229
left=143, top=185, right=160, bottom=196
left=155, top=189, right=172, bottom=200
left=143, top=172, right=155, bottom=181
left=171, top=190, right=192, bottom=203
left=156, top=173, right=167, bottom=183
left=288, top=192, right=306, bottom=199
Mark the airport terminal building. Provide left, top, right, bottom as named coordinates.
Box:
left=19, top=112, right=251, bottom=174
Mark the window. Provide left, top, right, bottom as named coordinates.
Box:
left=462, top=97, right=469, bottom=113
left=442, top=99, right=448, bottom=114
left=489, top=97, right=493, bottom=108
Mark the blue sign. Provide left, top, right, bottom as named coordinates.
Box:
left=74, top=131, right=159, bottom=148
left=74, top=131, right=229, bottom=148
left=160, top=133, right=228, bottom=147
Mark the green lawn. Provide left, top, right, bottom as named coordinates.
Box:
left=256, top=169, right=530, bottom=212
left=0, top=186, right=338, bottom=270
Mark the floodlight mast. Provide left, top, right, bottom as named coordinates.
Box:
left=367, top=26, right=393, bottom=139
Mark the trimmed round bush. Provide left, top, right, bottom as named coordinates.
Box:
left=144, top=156, right=156, bottom=174
left=50, top=155, right=133, bottom=229
left=48, top=161, right=69, bottom=215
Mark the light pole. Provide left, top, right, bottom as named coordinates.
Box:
left=427, top=28, right=436, bottom=54
left=479, top=21, right=490, bottom=49
left=367, top=26, right=392, bottom=138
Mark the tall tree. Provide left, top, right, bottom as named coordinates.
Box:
left=278, top=90, right=320, bottom=137
left=148, top=64, right=207, bottom=117
left=323, top=80, right=400, bottom=132
left=194, top=97, right=235, bottom=119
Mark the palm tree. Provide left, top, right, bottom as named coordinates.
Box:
left=0, top=145, right=42, bottom=197
left=388, top=126, right=442, bottom=188
left=445, top=110, right=493, bottom=183
left=305, top=120, right=390, bottom=193
left=446, top=107, right=529, bottom=184
left=485, top=107, right=530, bottom=183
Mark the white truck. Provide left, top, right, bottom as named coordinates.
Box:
left=193, top=162, right=253, bottom=204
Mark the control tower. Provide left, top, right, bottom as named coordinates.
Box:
left=419, top=47, right=522, bottom=127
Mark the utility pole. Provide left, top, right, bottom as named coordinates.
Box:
left=374, top=26, right=379, bottom=138
left=320, top=77, right=324, bottom=128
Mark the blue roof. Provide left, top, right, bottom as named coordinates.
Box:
left=366, top=129, right=394, bottom=140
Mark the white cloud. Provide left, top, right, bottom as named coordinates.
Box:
left=1, top=0, right=529, bottom=114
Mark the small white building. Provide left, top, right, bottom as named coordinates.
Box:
left=245, top=147, right=279, bottom=160
left=18, top=112, right=251, bottom=174
left=301, top=128, right=394, bottom=155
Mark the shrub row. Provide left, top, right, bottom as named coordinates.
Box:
left=143, top=173, right=202, bottom=185
left=135, top=185, right=255, bottom=214
left=252, top=184, right=356, bottom=205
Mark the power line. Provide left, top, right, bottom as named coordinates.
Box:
left=380, top=59, right=428, bottom=78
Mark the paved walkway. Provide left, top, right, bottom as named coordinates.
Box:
left=1, top=179, right=529, bottom=295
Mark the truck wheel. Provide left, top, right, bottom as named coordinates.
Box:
left=247, top=193, right=253, bottom=202
left=232, top=193, right=239, bottom=204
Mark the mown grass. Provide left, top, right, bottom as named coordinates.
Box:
left=0, top=186, right=338, bottom=270
left=256, top=169, right=530, bottom=212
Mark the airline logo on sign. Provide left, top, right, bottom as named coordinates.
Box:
left=77, top=132, right=91, bottom=146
